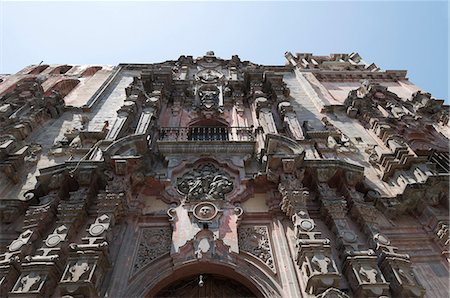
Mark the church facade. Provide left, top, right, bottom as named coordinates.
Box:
left=0, top=51, right=448, bottom=297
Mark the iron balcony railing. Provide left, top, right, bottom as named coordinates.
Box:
left=158, top=126, right=255, bottom=142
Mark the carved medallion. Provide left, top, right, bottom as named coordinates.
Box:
left=9, top=230, right=33, bottom=252
left=88, top=214, right=110, bottom=237
left=195, top=69, right=223, bottom=83
left=177, top=164, right=233, bottom=201
left=193, top=202, right=218, bottom=221
left=298, top=219, right=315, bottom=232
left=45, top=225, right=67, bottom=247
left=341, top=230, right=357, bottom=243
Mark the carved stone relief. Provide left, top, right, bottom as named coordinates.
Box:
left=68, top=261, right=90, bottom=282
left=132, top=227, right=172, bottom=274
left=88, top=214, right=110, bottom=237
left=177, top=164, right=234, bottom=201
left=311, top=254, right=335, bottom=274
left=44, top=225, right=68, bottom=248
left=12, top=272, right=44, bottom=293
left=192, top=202, right=219, bottom=221
left=358, top=264, right=381, bottom=284
left=8, top=230, right=33, bottom=252
left=238, top=225, right=275, bottom=271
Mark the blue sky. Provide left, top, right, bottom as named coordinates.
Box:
left=0, top=1, right=448, bottom=102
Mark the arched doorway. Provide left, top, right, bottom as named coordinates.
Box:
left=154, top=274, right=256, bottom=298
left=141, top=262, right=271, bottom=298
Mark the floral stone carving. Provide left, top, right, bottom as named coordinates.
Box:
left=177, top=164, right=233, bottom=201
left=238, top=225, right=275, bottom=271
left=132, top=227, right=172, bottom=274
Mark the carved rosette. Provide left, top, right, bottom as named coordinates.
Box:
left=238, top=225, right=275, bottom=271
left=132, top=227, right=172, bottom=274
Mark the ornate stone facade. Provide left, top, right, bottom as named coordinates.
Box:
left=0, top=52, right=448, bottom=297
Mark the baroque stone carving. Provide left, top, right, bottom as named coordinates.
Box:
left=196, top=69, right=223, bottom=83
left=8, top=230, right=33, bottom=252
left=132, top=227, right=172, bottom=274
left=177, top=164, right=233, bottom=201
left=68, top=261, right=90, bottom=282
left=358, top=264, right=380, bottom=283
left=45, top=225, right=68, bottom=248
left=13, top=272, right=43, bottom=293
left=192, top=202, right=219, bottom=221
left=88, top=214, right=110, bottom=237
left=238, top=225, right=275, bottom=271
left=311, top=254, right=334, bottom=274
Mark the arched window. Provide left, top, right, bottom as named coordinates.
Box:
left=28, top=65, right=49, bottom=74
left=50, top=65, right=72, bottom=75
left=81, top=66, right=102, bottom=77
left=45, top=79, right=80, bottom=97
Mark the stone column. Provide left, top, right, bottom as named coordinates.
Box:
left=316, top=169, right=389, bottom=297
left=58, top=179, right=126, bottom=297
left=277, top=172, right=341, bottom=295
left=135, top=90, right=160, bottom=135
left=255, top=97, right=277, bottom=135
left=417, top=198, right=449, bottom=262
left=0, top=190, right=58, bottom=297
left=342, top=172, right=425, bottom=297
left=9, top=189, right=90, bottom=297
left=278, top=101, right=304, bottom=141
left=105, top=99, right=137, bottom=141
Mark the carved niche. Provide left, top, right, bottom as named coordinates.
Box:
left=132, top=227, right=172, bottom=275
left=177, top=164, right=234, bottom=201
left=238, top=225, right=275, bottom=271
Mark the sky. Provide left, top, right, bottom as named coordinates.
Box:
left=0, top=1, right=448, bottom=102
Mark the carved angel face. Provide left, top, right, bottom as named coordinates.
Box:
left=199, top=206, right=213, bottom=218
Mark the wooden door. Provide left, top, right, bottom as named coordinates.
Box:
left=155, top=274, right=257, bottom=298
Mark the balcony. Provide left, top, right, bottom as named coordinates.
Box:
left=157, top=126, right=256, bottom=155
